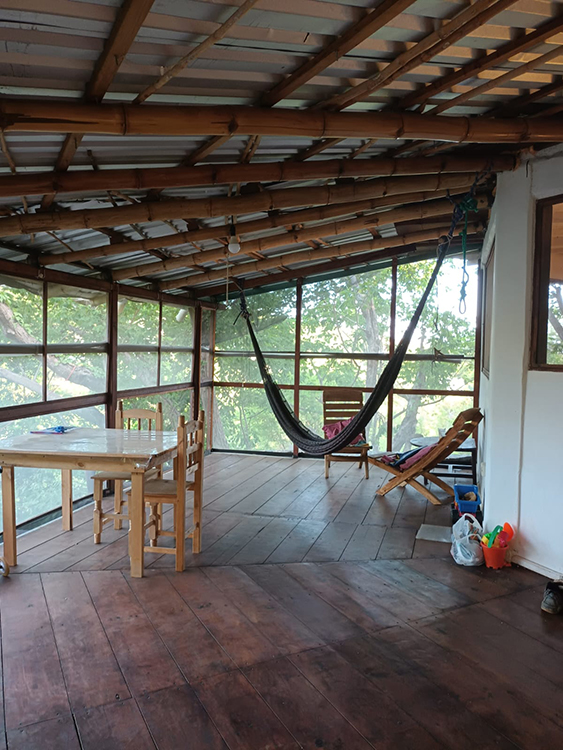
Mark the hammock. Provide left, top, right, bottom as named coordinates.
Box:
left=237, top=184, right=481, bottom=456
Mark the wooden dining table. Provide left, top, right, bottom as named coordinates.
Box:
left=0, top=427, right=179, bottom=578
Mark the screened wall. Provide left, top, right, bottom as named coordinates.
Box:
left=213, top=256, right=479, bottom=455
left=0, top=273, right=207, bottom=528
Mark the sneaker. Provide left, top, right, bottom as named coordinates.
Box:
left=541, top=581, right=563, bottom=614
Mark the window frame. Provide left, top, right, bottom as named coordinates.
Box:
left=531, top=193, right=563, bottom=370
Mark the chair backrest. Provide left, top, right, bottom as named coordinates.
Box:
left=323, top=389, right=363, bottom=426
left=176, top=410, right=204, bottom=502
left=401, top=407, right=483, bottom=478
left=116, top=401, right=163, bottom=432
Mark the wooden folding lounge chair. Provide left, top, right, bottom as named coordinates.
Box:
left=369, top=407, right=483, bottom=505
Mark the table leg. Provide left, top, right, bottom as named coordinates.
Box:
left=61, top=469, right=73, bottom=531
left=2, top=466, right=16, bottom=566
left=129, top=469, right=145, bottom=578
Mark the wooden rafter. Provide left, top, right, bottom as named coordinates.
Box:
left=41, top=0, right=154, bottom=209
left=181, top=0, right=417, bottom=166
left=134, top=0, right=260, bottom=104
left=1, top=99, right=560, bottom=142
left=491, top=78, right=563, bottom=116
left=37, top=188, right=457, bottom=267
left=261, top=0, right=417, bottom=106
left=0, top=173, right=478, bottom=238
left=321, top=0, right=519, bottom=111
left=158, top=223, right=482, bottom=290
left=398, top=14, right=563, bottom=112
left=429, top=46, right=563, bottom=117
left=0, top=154, right=513, bottom=201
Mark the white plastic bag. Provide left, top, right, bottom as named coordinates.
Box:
left=450, top=513, right=484, bottom=566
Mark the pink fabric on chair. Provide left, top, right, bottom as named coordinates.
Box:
left=322, top=418, right=365, bottom=445
left=400, top=444, right=435, bottom=469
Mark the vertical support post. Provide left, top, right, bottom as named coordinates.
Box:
left=208, top=308, right=216, bottom=451
left=293, top=279, right=302, bottom=458
left=156, top=296, right=163, bottom=387
left=42, top=280, right=48, bottom=402
left=2, top=465, right=16, bottom=566
left=387, top=259, right=397, bottom=452
left=107, top=285, right=119, bottom=428
left=192, top=304, right=202, bottom=420
left=61, top=469, right=73, bottom=531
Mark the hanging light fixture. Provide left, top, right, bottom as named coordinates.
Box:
left=228, top=221, right=240, bottom=254
left=175, top=308, right=188, bottom=323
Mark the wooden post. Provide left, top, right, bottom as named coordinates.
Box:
left=387, top=259, right=398, bottom=452
left=293, top=279, right=303, bottom=458
left=107, top=286, right=119, bottom=427
left=2, top=466, right=16, bottom=566
left=61, top=469, right=73, bottom=531
left=192, top=305, right=202, bottom=420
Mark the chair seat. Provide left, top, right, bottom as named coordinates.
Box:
left=330, top=444, right=372, bottom=454
left=91, top=471, right=131, bottom=481
left=139, top=478, right=195, bottom=499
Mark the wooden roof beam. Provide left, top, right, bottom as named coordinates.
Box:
left=1, top=99, right=560, bottom=142
left=321, top=0, right=520, bottom=111
left=2, top=173, right=479, bottom=238
left=37, top=188, right=456, bottom=267
left=107, top=194, right=489, bottom=282
left=0, top=154, right=514, bottom=201
left=158, top=223, right=482, bottom=290
left=41, top=0, right=154, bottom=209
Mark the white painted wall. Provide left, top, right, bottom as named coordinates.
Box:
left=480, top=152, right=563, bottom=578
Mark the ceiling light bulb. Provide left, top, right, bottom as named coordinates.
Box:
left=228, top=239, right=241, bottom=254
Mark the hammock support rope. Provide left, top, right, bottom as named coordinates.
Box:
left=237, top=173, right=484, bottom=456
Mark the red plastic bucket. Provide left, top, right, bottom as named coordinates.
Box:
left=481, top=541, right=510, bottom=569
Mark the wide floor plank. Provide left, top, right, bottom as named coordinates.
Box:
left=195, top=670, right=300, bottom=750
left=127, top=573, right=236, bottom=682
left=82, top=571, right=185, bottom=697
left=0, top=575, right=69, bottom=730
left=42, top=572, right=129, bottom=711
left=137, top=685, right=228, bottom=750
left=244, top=657, right=374, bottom=749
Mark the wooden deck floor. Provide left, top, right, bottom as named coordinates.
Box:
left=1, top=453, right=559, bottom=749
left=12, top=452, right=459, bottom=573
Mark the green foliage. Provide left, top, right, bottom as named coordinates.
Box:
left=214, top=258, right=477, bottom=452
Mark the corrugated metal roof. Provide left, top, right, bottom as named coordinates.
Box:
left=0, top=0, right=559, bottom=291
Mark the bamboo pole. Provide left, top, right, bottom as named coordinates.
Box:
left=399, top=14, right=563, bottom=111
left=39, top=188, right=455, bottom=267
left=322, top=0, right=519, bottom=111
left=158, top=223, right=482, bottom=290
left=0, top=154, right=514, bottom=201
left=0, top=99, right=561, bottom=143
left=4, top=172, right=477, bottom=239
left=134, top=0, right=260, bottom=104
left=110, top=193, right=487, bottom=281
left=219, top=195, right=489, bottom=257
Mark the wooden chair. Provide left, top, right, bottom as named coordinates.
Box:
left=369, top=407, right=483, bottom=506
left=91, top=401, right=163, bottom=543
left=130, top=410, right=204, bottom=572
left=323, top=389, right=372, bottom=479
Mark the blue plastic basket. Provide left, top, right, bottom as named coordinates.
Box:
left=453, top=484, right=481, bottom=514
